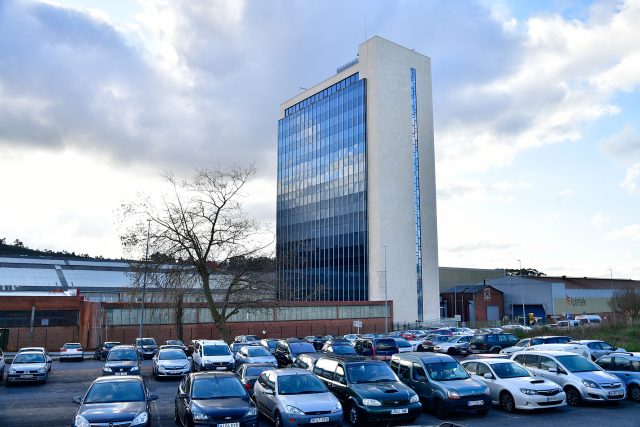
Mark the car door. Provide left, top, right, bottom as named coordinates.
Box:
left=176, top=375, right=191, bottom=422
left=538, top=356, right=564, bottom=385
left=476, top=362, right=499, bottom=400
left=264, top=371, right=279, bottom=414
left=331, top=363, right=350, bottom=402
left=411, top=361, right=434, bottom=403
left=587, top=342, right=604, bottom=359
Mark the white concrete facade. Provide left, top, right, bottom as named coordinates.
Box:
left=281, top=36, right=439, bottom=323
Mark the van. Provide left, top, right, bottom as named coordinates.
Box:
left=575, top=315, right=602, bottom=327
left=353, top=337, right=399, bottom=361
left=191, top=339, right=234, bottom=371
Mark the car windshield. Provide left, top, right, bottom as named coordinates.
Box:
left=557, top=355, right=599, bottom=373
left=264, top=341, right=277, bottom=350
left=395, top=339, right=412, bottom=348
left=347, top=363, right=397, bottom=384
left=278, top=374, right=327, bottom=395
left=159, top=350, right=186, bottom=360
left=491, top=362, right=531, bottom=379
left=374, top=339, right=397, bottom=351
left=167, top=340, right=184, bottom=346
left=107, top=349, right=138, bottom=361
left=245, top=366, right=272, bottom=377
left=332, top=345, right=356, bottom=355
left=425, top=362, right=469, bottom=381
left=204, top=345, right=231, bottom=356
left=138, top=339, right=156, bottom=346
left=246, top=347, right=271, bottom=357
left=84, top=381, right=144, bottom=403
left=64, top=344, right=81, bottom=349
left=192, top=377, right=247, bottom=399
left=290, top=342, right=316, bottom=355
left=13, top=353, right=45, bottom=364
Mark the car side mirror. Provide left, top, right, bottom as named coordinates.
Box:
left=416, top=376, right=428, bottom=383
left=548, top=367, right=557, bottom=373
left=72, top=396, right=82, bottom=404
left=483, top=373, right=494, bottom=379
left=148, top=394, right=159, bottom=401
left=178, top=392, right=188, bottom=399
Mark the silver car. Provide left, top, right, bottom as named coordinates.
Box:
left=17, top=347, right=52, bottom=372
left=235, top=345, right=278, bottom=368
left=595, top=352, right=640, bottom=402
left=574, top=340, right=626, bottom=361
left=6, top=351, right=49, bottom=384
left=152, top=348, right=191, bottom=378
left=434, top=335, right=473, bottom=355
left=253, top=368, right=343, bottom=426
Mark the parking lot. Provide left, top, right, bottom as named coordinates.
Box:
left=1, top=358, right=639, bottom=427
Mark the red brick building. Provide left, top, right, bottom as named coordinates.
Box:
left=441, top=285, right=503, bottom=325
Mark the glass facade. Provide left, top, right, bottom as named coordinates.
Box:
left=410, top=68, right=424, bottom=321
left=277, top=73, right=368, bottom=301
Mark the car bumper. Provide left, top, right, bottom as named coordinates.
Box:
left=358, top=403, right=422, bottom=423
left=202, top=364, right=234, bottom=371
left=280, top=412, right=342, bottom=426
left=514, top=393, right=566, bottom=410
left=60, top=353, right=83, bottom=359
left=443, top=396, right=491, bottom=413
left=156, top=368, right=190, bottom=377
left=102, top=370, right=140, bottom=376
left=7, top=373, right=47, bottom=383
left=193, top=418, right=257, bottom=427
left=580, top=387, right=626, bottom=402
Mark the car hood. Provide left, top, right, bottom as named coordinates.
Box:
left=192, top=397, right=252, bottom=416
left=437, top=378, right=487, bottom=396
left=202, top=356, right=233, bottom=362
left=351, top=381, right=414, bottom=399
left=245, top=356, right=277, bottom=365
left=279, top=392, right=338, bottom=411
left=575, top=370, right=621, bottom=385
left=105, top=360, right=137, bottom=369
left=10, top=362, right=46, bottom=370
left=502, top=377, right=559, bottom=390
left=78, top=401, right=145, bottom=423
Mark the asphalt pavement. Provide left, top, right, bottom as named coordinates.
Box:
left=0, top=358, right=639, bottom=427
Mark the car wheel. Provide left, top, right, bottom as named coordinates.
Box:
left=565, top=386, right=581, bottom=406
left=174, top=404, right=181, bottom=425
left=491, top=347, right=501, bottom=354
left=500, top=391, right=515, bottom=412
left=348, top=403, right=362, bottom=426
left=433, top=398, right=448, bottom=420
left=275, top=411, right=283, bottom=427
left=447, top=347, right=456, bottom=355
left=629, top=385, right=640, bottom=403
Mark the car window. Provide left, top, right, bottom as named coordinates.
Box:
left=192, top=377, right=246, bottom=399
left=412, top=362, right=426, bottom=380
left=530, top=338, right=543, bottom=345
left=477, top=363, right=491, bottom=377
left=556, top=355, right=599, bottom=373
left=335, top=365, right=346, bottom=384
left=516, top=339, right=529, bottom=347
left=398, top=361, right=411, bottom=381
left=492, top=362, right=530, bottom=378
left=247, top=347, right=270, bottom=357
left=107, top=349, right=138, bottom=361
left=600, top=342, right=615, bottom=351
left=290, top=342, right=316, bottom=355
left=159, top=350, right=186, bottom=360
left=390, top=359, right=400, bottom=372
left=426, top=361, right=469, bottom=381
left=203, top=345, right=231, bottom=356
left=463, top=362, right=478, bottom=375
left=278, top=374, right=327, bottom=395
left=597, top=356, right=613, bottom=370
left=522, top=354, right=539, bottom=369
left=139, top=339, right=156, bottom=346
left=13, top=353, right=45, bottom=364
left=64, top=344, right=81, bottom=349
left=85, top=381, right=144, bottom=403
left=587, top=342, right=602, bottom=350
left=245, top=365, right=271, bottom=377
left=539, top=356, right=558, bottom=371
left=614, top=357, right=632, bottom=372
left=547, top=337, right=571, bottom=344
left=486, top=335, right=497, bottom=343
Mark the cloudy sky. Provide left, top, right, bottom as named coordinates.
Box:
left=0, top=0, right=638, bottom=279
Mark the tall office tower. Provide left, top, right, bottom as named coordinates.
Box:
left=277, top=36, right=439, bottom=323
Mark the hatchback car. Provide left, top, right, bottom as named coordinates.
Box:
left=236, top=363, right=275, bottom=396
left=469, top=333, right=518, bottom=354
left=72, top=375, right=157, bottom=427
left=418, top=335, right=452, bottom=352
left=174, top=371, right=258, bottom=427
left=17, top=347, right=52, bottom=372
left=511, top=350, right=626, bottom=405
left=6, top=351, right=49, bottom=384
left=60, top=343, right=84, bottom=362
left=595, top=352, right=640, bottom=402
left=254, top=368, right=343, bottom=427
left=462, top=358, right=565, bottom=412
left=153, top=347, right=191, bottom=379
left=434, top=335, right=473, bottom=355
left=102, top=345, right=141, bottom=376
left=135, top=337, right=158, bottom=359
left=390, top=353, right=489, bottom=419
left=274, top=339, right=317, bottom=368
left=235, top=345, right=278, bottom=368
left=94, top=341, right=122, bottom=361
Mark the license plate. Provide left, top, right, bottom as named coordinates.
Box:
left=115, top=372, right=126, bottom=376
left=310, top=417, right=330, bottom=423
left=468, top=400, right=484, bottom=406
left=609, top=390, right=624, bottom=397
left=216, top=367, right=227, bottom=371
left=217, top=423, right=239, bottom=427
left=391, top=408, right=408, bottom=415
left=20, top=374, right=33, bottom=379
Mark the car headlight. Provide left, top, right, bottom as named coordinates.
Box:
left=245, top=407, right=257, bottom=417
left=37, top=367, right=45, bottom=373
left=520, top=388, right=537, bottom=395
left=9, top=368, right=16, bottom=374
left=286, top=405, right=305, bottom=415
left=192, top=410, right=210, bottom=421
left=74, top=415, right=90, bottom=427
left=447, top=390, right=461, bottom=400
left=183, top=363, right=191, bottom=369
left=410, top=394, right=420, bottom=403
left=130, top=366, right=139, bottom=372
left=362, top=398, right=382, bottom=406
left=582, top=379, right=600, bottom=389
left=131, top=412, right=148, bottom=426
left=331, top=401, right=342, bottom=412
left=102, top=367, right=112, bottom=372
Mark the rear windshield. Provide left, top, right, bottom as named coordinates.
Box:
left=166, top=340, right=184, bottom=346
left=203, top=345, right=231, bottom=356
left=64, top=344, right=81, bottom=349
left=138, top=339, right=156, bottom=346
left=246, top=347, right=271, bottom=357
left=374, top=339, right=397, bottom=350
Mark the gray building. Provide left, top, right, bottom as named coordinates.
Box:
left=276, top=36, right=439, bottom=323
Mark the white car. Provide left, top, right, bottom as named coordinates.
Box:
left=17, top=347, right=52, bottom=372
left=526, top=343, right=591, bottom=359
left=60, top=343, right=84, bottom=361
left=342, top=334, right=361, bottom=344
left=461, top=358, right=566, bottom=412
left=192, top=339, right=235, bottom=371
left=511, top=350, right=625, bottom=405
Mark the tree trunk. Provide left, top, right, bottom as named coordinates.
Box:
left=175, top=294, right=184, bottom=342
left=200, top=269, right=231, bottom=342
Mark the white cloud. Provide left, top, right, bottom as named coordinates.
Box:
left=621, top=163, right=640, bottom=193
left=557, top=189, right=574, bottom=198
left=591, top=213, right=611, bottom=229
left=606, top=224, right=640, bottom=241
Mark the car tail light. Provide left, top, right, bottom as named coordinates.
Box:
left=245, top=383, right=252, bottom=390
left=61, top=348, right=67, bottom=352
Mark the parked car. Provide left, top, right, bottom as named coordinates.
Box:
left=174, top=371, right=258, bottom=427
left=259, top=338, right=279, bottom=354
left=253, top=368, right=343, bottom=426
left=432, top=328, right=454, bottom=336
left=500, top=336, right=573, bottom=356
left=290, top=353, right=324, bottom=372
left=595, top=352, right=640, bottom=402
left=0, top=348, right=5, bottom=383
left=550, top=320, right=582, bottom=329
left=6, top=351, right=49, bottom=384
left=72, top=375, right=157, bottom=426
left=16, top=347, right=52, bottom=372
left=469, top=333, right=518, bottom=354
left=102, top=345, right=141, bottom=376
left=152, top=347, right=191, bottom=379
left=304, top=335, right=329, bottom=351
left=231, top=342, right=260, bottom=356
left=393, top=338, right=414, bottom=353
left=418, top=335, right=452, bottom=352
left=390, top=353, right=489, bottom=419
left=353, top=337, right=399, bottom=362
left=135, top=337, right=158, bottom=360
left=511, top=350, right=626, bottom=405
left=234, top=335, right=261, bottom=343
left=235, top=344, right=278, bottom=368
left=312, top=355, right=421, bottom=425
left=236, top=363, right=274, bottom=397
left=461, top=358, right=565, bottom=412
left=574, top=340, right=625, bottom=360
left=94, top=341, right=122, bottom=361
left=60, top=343, right=84, bottom=362
left=342, top=334, right=362, bottom=344
left=165, top=339, right=188, bottom=353
left=192, top=339, right=235, bottom=372
left=322, top=339, right=357, bottom=355
left=434, top=335, right=473, bottom=356
left=526, top=343, right=591, bottom=359
left=575, top=314, right=602, bottom=326
left=274, top=339, right=317, bottom=368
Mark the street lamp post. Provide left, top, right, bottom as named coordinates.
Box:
left=383, top=245, right=388, bottom=334
left=139, top=219, right=151, bottom=339
left=517, top=259, right=524, bottom=325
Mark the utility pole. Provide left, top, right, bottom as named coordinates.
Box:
left=383, top=245, right=388, bottom=334
left=517, top=259, right=524, bottom=325
left=139, top=219, right=151, bottom=338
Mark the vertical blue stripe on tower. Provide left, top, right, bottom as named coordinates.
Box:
left=410, top=68, right=424, bottom=321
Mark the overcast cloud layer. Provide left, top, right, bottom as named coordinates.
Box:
left=0, top=0, right=638, bottom=278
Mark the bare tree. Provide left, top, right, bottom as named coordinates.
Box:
left=120, top=165, right=274, bottom=342
left=609, top=288, right=640, bottom=324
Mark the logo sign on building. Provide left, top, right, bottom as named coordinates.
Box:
left=483, top=288, right=491, bottom=301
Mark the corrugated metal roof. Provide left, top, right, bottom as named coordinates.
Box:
left=537, top=276, right=640, bottom=290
